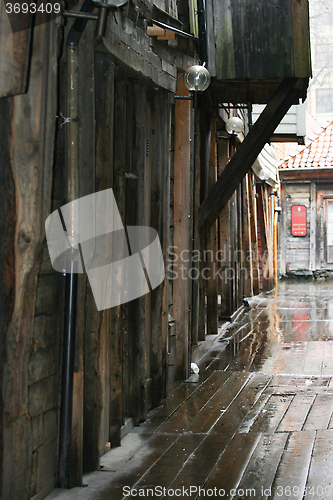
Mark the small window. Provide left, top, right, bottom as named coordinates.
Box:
left=315, top=45, right=333, bottom=69
left=316, top=89, right=333, bottom=114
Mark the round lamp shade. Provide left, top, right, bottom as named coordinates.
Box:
left=184, top=65, right=211, bottom=92
left=225, top=116, right=244, bottom=135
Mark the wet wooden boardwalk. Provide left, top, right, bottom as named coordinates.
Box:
left=47, top=281, right=333, bottom=500
left=90, top=371, right=333, bottom=500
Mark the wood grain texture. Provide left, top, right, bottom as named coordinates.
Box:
left=0, top=7, right=33, bottom=97
left=2, top=20, right=57, bottom=499
left=173, top=75, right=191, bottom=380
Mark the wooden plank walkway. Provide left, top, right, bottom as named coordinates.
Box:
left=46, top=282, right=333, bottom=500
left=90, top=371, right=333, bottom=500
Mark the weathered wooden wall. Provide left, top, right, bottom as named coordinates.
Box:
left=220, top=0, right=294, bottom=78
left=283, top=183, right=311, bottom=271
left=208, top=0, right=311, bottom=102
left=0, top=0, right=285, bottom=497
left=280, top=178, right=333, bottom=273
left=0, top=6, right=33, bottom=98
left=1, top=19, right=58, bottom=500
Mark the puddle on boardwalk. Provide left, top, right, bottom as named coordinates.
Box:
left=207, top=279, right=333, bottom=375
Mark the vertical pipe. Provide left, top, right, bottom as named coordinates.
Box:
left=58, top=43, right=80, bottom=489
left=196, top=0, right=208, bottom=65
left=190, top=93, right=197, bottom=350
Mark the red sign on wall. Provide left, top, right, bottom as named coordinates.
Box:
left=292, top=205, right=307, bottom=236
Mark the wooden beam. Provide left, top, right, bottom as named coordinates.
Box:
left=206, top=121, right=218, bottom=335
left=279, top=183, right=287, bottom=275
left=198, top=78, right=303, bottom=235
left=173, top=74, right=191, bottom=380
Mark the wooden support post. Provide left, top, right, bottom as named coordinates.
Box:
left=217, top=138, right=232, bottom=318
left=83, top=50, right=113, bottom=472
left=280, top=183, right=287, bottom=275
left=247, top=174, right=260, bottom=296
left=173, top=74, right=191, bottom=379
left=206, top=121, right=218, bottom=335
left=109, top=79, right=127, bottom=447
left=310, top=182, right=316, bottom=271
left=149, top=90, right=169, bottom=407
left=198, top=78, right=303, bottom=234
left=237, top=184, right=243, bottom=306
left=242, top=176, right=252, bottom=298
left=198, top=97, right=212, bottom=341
left=67, top=21, right=96, bottom=483
left=136, top=95, right=151, bottom=416
left=190, top=103, right=202, bottom=347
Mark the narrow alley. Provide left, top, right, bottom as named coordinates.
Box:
left=46, top=279, right=333, bottom=500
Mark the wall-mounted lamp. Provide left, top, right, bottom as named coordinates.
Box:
left=225, top=116, right=244, bottom=135
left=183, top=65, right=211, bottom=92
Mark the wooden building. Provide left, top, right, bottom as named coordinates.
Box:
left=279, top=121, right=333, bottom=273
left=0, top=0, right=311, bottom=499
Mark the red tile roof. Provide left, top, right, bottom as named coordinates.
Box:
left=279, top=120, right=333, bottom=169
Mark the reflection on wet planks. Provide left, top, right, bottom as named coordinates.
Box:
left=269, top=431, right=316, bottom=500
left=157, top=371, right=232, bottom=434
left=305, top=430, right=333, bottom=500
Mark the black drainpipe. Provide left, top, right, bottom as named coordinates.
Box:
left=196, top=0, right=208, bottom=65
left=58, top=0, right=93, bottom=488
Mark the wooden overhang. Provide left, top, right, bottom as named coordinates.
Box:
left=198, top=0, right=311, bottom=235
left=279, top=169, right=333, bottom=182
left=206, top=0, right=311, bottom=104
left=198, top=78, right=309, bottom=235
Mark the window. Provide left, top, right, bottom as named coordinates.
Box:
left=316, top=88, right=333, bottom=114
left=311, top=1, right=333, bottom=26
left=315, top=45, right=333, bottom=69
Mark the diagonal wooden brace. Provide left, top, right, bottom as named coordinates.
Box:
left=198, top=77, right=307, bottom=235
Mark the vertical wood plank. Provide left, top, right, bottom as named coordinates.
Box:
left=218, top=138, right=232, bottom=318
left=247, top=173, right=260, bottom=296
left=173, top=75, right=191, bottom=380
left=206, top=121, right=218, bottom=334
left=95, top=56, right=114, bottom=458
left=305, top=429, right=333, bottom=497
left=0, top=97, right=15, bottom=500
left=280, top=183, right=287, bottom=274
left=271, top=431, right=315, bottom=500
left=71, top=20, right=96, bottom=483
left=242, top=176, right=252, bottom=298
left=199, top=97, right=212, bottom=340
left=190, top=101, right=202, bottom=346
left=136, top=93, right=151, bottom=417
left=131, top=83, right=148, bottom=421
left=109, top=78, right=127, bottom=447
left=2, top=20, right=57, bottom=498
left=150, top=90, right=169, bottom=406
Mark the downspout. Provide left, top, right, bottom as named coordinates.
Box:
left=190, top=0, right=208, bottom=346
left=196, top=0, right=208, bottom=65
left=58, top=0, right=93, bottom=488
